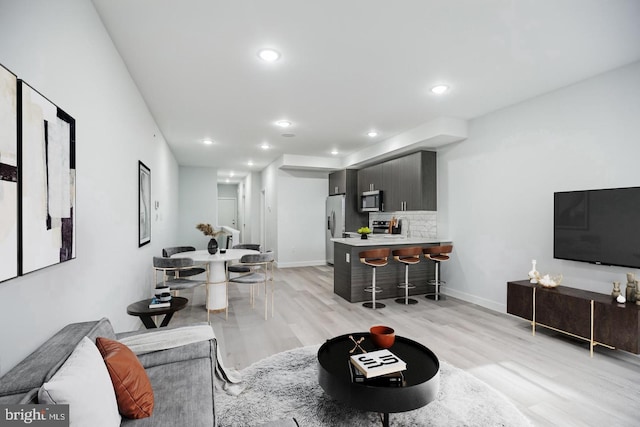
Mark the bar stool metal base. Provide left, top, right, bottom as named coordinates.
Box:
left=425, top=279, right=446, bottom=300
left=396, top=280, right=418, bottom=304
left=395, top=297, right=419, bottom=305
left=363, top=301, right=386, bottom=309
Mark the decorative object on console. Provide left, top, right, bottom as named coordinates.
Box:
left=528, top=260, right=539, bottom=284
left=538, top=274, right=562, bottom=288
left=370, top=325, right=395, bottom=348
left=357, top=226, right=371, bottom=239
left=617, top=294, right=626, bottom=304
left=197, top=223, right=222, bottom=254
left=625, top=273, right=637, bottom=303
left=611, top=281, right=621, bottom=299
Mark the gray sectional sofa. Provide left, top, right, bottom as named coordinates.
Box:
left=0, top=318, right=216, bottom=426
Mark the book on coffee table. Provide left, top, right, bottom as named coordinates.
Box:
left=350, top=349, right=406, bottom=379
left=348, top=361, right=405, bottom=386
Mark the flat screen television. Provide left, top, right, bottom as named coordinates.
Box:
left=554, top=186, right=640, bottom=269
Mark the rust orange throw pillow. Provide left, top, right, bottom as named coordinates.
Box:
left=96, top=337, right=154, bottom=419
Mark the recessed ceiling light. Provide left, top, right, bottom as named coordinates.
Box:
left=258, top=49, right=280, bottom=62
left=261, top=142, right=270, bottom=150
left=331, top=149, right=339, bottom=155
left=367, top=131, right=378, bottom=138
left=431, top=85, right=449, bottom=95
left=225, top=178, right=230, bottom=183
left=203, top=139, right=213, bottom=145
left=275, top=120, right=291, bottom=128
left=229, top=171, right=235, bottom=177
left=247, top=160, right=254, bottom=166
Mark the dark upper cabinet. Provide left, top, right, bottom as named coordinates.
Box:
left=329, top=170, right=346, bottom=195
left=383, top=151, right=437, bottom=212
left=357, top=163, right=384, bottom=194
left=405, top=151, right=436, bottom=211
left=356, top=151, right=436, bottom=212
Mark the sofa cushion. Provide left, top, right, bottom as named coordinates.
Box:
left=38, top=336, right=121, bottom=427
left=0, top=318, right=116, bottom=398
left=96, top=337, right=154, bottom=419
left=121, top=357, right=215, bottom=426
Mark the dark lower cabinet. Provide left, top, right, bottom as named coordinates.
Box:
left=535, top=290, right=591, bottom=339
left=507, top=280, right=640, bottom=355
left=334, top=242, right=436, bottom=302
left=593, top=301, right=640, bottom=353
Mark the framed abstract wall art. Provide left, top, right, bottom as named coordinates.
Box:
left=19, top=81, right=76, bottom=275
left=138, top=160, right=151, bottom=247
left=0, top=63, right=18, bottom=282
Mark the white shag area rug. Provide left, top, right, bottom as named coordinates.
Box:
left=216, top=345, right=532, bottom=426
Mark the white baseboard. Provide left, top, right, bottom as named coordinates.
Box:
left=276, top=260, right=327, bottom=269
left=444, top=287, right=506, bottom=313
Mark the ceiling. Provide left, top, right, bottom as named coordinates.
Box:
left=91, top=0, right=640, bottom=182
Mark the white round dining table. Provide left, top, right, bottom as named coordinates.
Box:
left=171, top=249, right=258, bottom=311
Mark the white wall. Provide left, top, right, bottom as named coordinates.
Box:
left=262, top=163, right=278, bottom=255
left=178, top=166, right=218, bottom=250
left=0, top=0, right=179, bottom=373
left=438, top=61, right=640, bottom=312
left=276, top=169, right=327, bottom=267
left=238, top=172, right=262, bottom=245
left=261, top=159, right=328, bottom=266
left=217, top=183, right=237, bottom=198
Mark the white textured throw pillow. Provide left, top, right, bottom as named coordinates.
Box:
left=39, top=336, right=121, bottom=427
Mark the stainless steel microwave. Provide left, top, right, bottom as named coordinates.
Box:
left=361, top=190, right=383, bottom=212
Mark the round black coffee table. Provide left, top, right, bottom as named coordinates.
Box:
left=126, top=297, right=188, bottom=328
left=317, top=332, right=439, bottom=427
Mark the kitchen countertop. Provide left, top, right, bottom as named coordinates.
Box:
left=331, top=236, right=451, bottom=247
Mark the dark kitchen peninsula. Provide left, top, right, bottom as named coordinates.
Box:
left=332, top=237, right=451, bottom=303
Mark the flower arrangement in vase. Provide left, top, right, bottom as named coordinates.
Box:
left=196, top=223, right=223, bottom=254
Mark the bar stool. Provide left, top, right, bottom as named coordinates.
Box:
left=393, top=246, right=422, bottom=305
left=359, top=248, right=390, bottom=309
left=423, top=245, right=453, bottom=300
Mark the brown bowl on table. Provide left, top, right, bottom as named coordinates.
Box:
left=369, top=325, right=395, bottom=348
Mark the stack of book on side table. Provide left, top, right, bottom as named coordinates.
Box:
left=349, top=349, right=407, bottom=387
left=149, top=286, right=172, bottom=308
left=148, top=297, right=170, bottom=309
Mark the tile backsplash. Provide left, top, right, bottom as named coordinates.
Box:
left=370, top=211, right=437, bottom=238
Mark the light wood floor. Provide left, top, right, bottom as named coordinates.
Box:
left=171, top=265, right=640, bottom=426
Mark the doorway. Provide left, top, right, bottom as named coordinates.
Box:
left=218, top=197, right=237, bottom=229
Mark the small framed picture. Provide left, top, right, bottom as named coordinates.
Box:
left=138, top=160, right=151, bottom=247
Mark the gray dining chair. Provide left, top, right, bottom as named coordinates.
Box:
left=161, top=246, right=206, bottom=278
left=153, top=256, right=210, bottom=320
left=227, top=244, right=262, bottom=274
left=227, top=252, right=275, bottom=320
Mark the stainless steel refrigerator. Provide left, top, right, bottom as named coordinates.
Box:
left=326, top=194, right=345, bottom=265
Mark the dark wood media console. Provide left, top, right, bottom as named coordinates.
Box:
left=507, top=280, right=640, bottom=356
